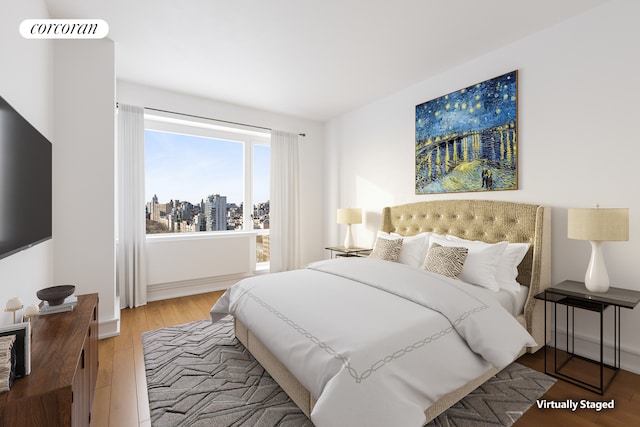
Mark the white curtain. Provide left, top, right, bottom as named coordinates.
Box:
left=117, top=104, right=148, bottom=308
left=269, top=130, right=300, bottom=272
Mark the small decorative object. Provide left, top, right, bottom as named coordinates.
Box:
left=415, top=70, right=518, bottom=194
left=36, top=285, right=76, bottom=306
left=568, top=205, right=629, bottom=292
left=4, top=297, right=24, bottom=324
left=337, top=208, right=362, bottom=249
left=39, top=295, right=78, bottom=315
left=23, top=304, right=40, bottom=322
left=0, top=322, right=30, bottom=377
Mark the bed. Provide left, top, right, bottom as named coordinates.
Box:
left=211, top=200, right=551, bottom=426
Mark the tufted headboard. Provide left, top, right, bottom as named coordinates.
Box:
left=381, top=200, right=551, bottom=351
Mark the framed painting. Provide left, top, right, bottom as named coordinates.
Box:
left=415, top=70, right=518, bottom=194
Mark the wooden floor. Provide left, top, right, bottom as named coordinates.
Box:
left=91, top=292, right=640, bottom=427
left=516, top=351, right=640, bottom=426
left=90, top=291, right=225, bottom=427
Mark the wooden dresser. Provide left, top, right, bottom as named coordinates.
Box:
left=0, top=294, right=99, bottom=426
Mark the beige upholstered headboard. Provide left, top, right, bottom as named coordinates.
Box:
left=381, top=200, right=551, bottom=351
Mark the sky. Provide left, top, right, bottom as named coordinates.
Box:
left=415, top=70, right=517, bottom=143
left=145, top=130, right=270, bottom=206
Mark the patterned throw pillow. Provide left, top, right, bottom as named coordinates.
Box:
left=369, top=237, right=403, bottom=262
left=423, top=243, right=468, bottom=278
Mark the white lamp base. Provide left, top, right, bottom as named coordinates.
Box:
left=343, top=224, right=355, bottom=249
left=584, top=240, right=610, bottom=293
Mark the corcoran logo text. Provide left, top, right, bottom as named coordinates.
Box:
left=20, top=19, right=109, bottom=39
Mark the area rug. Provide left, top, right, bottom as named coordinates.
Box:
left=142, top=316, right=555, bottom=427
left=424, top=362, right=556, bottom=427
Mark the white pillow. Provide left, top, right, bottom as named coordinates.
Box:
left=430, top=234, right=507, bottom=291
left=375, top=231, right=430, bottom=267
left=495, top=243, right=530, bottom=292
left=391, top=232, right=431, bottom=268
left=446, top=235, right=529, bottom=292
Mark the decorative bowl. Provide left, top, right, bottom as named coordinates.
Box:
left=37, top=285, right=76, bottom=306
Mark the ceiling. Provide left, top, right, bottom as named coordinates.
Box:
left=44, top=0, right=608, bottom=121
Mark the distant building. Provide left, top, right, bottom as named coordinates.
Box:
left=148, top=194, right=173, bottom=223
left=205, top=194, right=227, bottom=231
left=192, top=213, right=206, bottom=231
left=147, top=194, right=269, bottom=234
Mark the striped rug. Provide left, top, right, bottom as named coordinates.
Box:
left=142, top=316, right=554, bottom=426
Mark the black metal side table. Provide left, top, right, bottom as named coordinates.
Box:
left=324, top=246, right=371, bottom=258
left=534, top=280, right=640, bottom=394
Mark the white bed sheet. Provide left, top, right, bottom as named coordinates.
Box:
left=211, top=258, right=535, bottom=427
left=472, top=284, right=529, bottom=316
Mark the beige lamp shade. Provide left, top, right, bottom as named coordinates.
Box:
left=568, top=208, right=629, bottom=241
left=337, top=208, right=362, bottom=225
left=567, top=207, right=629, bottom=293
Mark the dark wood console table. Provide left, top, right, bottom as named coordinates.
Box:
left=0, top=293, right=99, bottom=426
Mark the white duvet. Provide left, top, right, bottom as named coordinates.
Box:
left=210, top=258, right=535, bottom=427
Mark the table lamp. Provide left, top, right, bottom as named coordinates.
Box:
left=337, top=208, right=362, bottom=249
left=567, top=206, right=629, bottom=292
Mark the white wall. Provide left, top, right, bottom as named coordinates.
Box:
left=0, top=3, right=118, bottom=338
left=53, top=39, right=118, bottom=338
left=325, top=0, right=640, bottom=373
left=145, top=232, right=257, bottom=301
left=0, top=0, right=54, bottom=324
left=117, top=81, right=326, bottom=293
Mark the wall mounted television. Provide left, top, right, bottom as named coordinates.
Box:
left=0, top=95, right=52, bottom=260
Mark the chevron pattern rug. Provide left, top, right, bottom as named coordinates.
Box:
left=424, top=362, right=556, bottom=427
left=143, top=316, right=555, bottom=427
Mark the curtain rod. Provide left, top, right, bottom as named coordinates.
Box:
left=117, top=103, right=306, bottom=137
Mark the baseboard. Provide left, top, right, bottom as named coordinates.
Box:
left=146, top=273, right=252, bottom=302
left=552, top=329, right=640, bottom=375
left=99, top=315, right=120, bottom=339
left=102, top=275, right=253, bottom=339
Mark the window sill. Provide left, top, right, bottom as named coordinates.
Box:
left=254, top=262, right=270, bottom=275
left=146, top=230, right=258, bottom=242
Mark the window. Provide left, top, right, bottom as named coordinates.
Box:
left=144, top=113, right=270, bottom=263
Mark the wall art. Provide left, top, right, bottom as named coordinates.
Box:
left=415, top=70, right=518, bottom=194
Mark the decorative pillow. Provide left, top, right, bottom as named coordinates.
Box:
left=445, top=235, right=529, bottom=292
left=423, top=243, right=468, bottom=278
left=369, top=236, right=403, bottom=261
left=430, top=234, right=507, bottom=291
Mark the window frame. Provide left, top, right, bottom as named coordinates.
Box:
left=143, top=112, right=270, bottom=252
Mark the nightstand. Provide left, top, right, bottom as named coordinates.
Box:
left=325, top=246, right=371, bottom=258
left=534, top=280, right=640, bottom=394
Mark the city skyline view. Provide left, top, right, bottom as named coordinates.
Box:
left=145, top=130, right=270, bottom=205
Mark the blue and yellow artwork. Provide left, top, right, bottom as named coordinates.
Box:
left=415, top=71, right=517, bottom=194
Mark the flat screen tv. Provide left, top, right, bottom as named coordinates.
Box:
left=0, top=95, right=52, bottom=260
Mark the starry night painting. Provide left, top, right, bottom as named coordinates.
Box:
left=415, top=70, right=517, bottom=194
